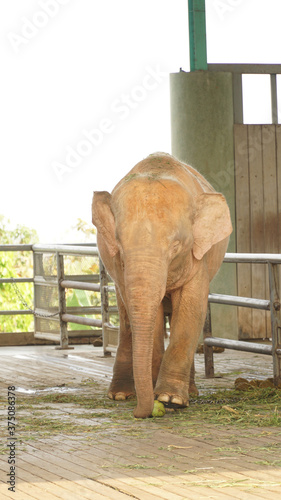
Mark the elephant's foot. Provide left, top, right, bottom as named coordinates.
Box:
left=155, top=383, right=197, bottom=406
left=155, top=391, right=188, bottom=408
left=189, top=381, right=199, bottom=396
left=154, top=380, right=189, bottom=408
left=108, top=390, right=135, bottom=401
left=108, top=378, right=135, bottom=401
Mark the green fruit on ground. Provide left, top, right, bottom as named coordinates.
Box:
left=152, top=400, right=165, bottom=417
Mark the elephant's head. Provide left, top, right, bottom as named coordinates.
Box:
left=92, top=176, right=232, bottom=418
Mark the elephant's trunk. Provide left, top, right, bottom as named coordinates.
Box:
left=124, top=251, right=167, bottom=418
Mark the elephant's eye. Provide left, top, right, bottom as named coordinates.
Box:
left=119, top=253, right=125, bottom=271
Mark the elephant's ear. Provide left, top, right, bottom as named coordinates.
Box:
left=192, top=192, right=232, bottom=261
left=92, top=191, right=119, bottom=257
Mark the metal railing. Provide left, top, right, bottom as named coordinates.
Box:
left=204, top=253, right=281, bottom=385
left=0, top=244, right=117, bottom=347
left=32, top=244, right=117, bottom=349
left=1, top=245, right=280, bottom=383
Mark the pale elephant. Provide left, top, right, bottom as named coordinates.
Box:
left=92, top=153, right=232, bottom=418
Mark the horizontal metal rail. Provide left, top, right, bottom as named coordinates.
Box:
left=224, top=253, right=281, bottom=264
left=0, top=310, right=32, bottom=316
left=0, top=245, right=33, bottom=252
left=33, top=244, right=99, bottom=256
left=32, top=247, right=281, bottom=263
left=208, top=63, right=281, bottom=74
left=204, top=337, right=281, bottom=356
left=208, top=293, right=270, bottom=310
left=60, top=280, right=100, bottom=292
left=67, top=306, right=115, bottom=315
left=0, top=277, right=33, bottom=284
left=61, top=313, right=102, bottom=328
left=64, top=274, right=100, bottom=283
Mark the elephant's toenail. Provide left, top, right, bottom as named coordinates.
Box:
left=171, top=396, right=183, bottom=405
left=115, top=392, right=126, bottom=400
left=157, top=394, right=170, bottom=403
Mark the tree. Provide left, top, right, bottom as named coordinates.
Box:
left=74, top=218, right=96, bottom=241
left=0, top=215, right=39, bottom=333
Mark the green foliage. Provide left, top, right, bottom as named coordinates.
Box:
left=66, top=288, right=101, bottom=331
left=0, top=216, right=118, bottom=333
left=0, top=215, right=39, bottom=245
left=73, top=218, right=96, bottom=241
left=0, top=216, right=39, bottom=333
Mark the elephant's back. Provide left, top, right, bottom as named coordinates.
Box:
left=113, top=152, right=215, bottom=196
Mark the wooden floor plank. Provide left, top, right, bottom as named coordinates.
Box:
left=27, top=450, right=236, bottom=500
left=0, top=461, right=45, bottom=500
left=18, top=453, right=136, bottom=500
left=30, top=437, right=239, bottom=500
left=40, top=435, right=240, bottom=500
left=6, top=468, right=79, bottom=500
left=1, top=346, right=280, bottom=500
left=91, top=432, right=281, bottom=498
left=42, top=419, right=281, bottom=498
left=18, top=458, right=120, bottom=500
left=33, top=437, right=205, bottom=499
left=1, top=467, right=62, bottom=500
left=21, top=442, right=161, bottom=500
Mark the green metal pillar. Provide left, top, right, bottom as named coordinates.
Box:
left=170, top=2, right=237, bottom=339
left=188, top=0, right=207, bottom=71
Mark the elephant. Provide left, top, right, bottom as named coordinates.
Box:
left=92, top=152, right=232, bottom=418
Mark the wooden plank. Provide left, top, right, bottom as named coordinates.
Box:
left=92, top=432, right=281, bottom=499
left=276, top=125, right=281, bottom=303
left=37, top=435, right=238, bottom=500
left=107, top=430, right=281, bottom=481
left=18, top=456, right=127, bottom=500
left=0, top=352, right=112, bottom=391
left=0, top=463, right=61, bottom=500
left=0, top=484, right=34, bottom=500
left=21, top=442, right=163, bottom=500
left=277, top=126, right=281, bottom=253
left=234, top=124, right=252, bottom=339
left=47, top=431, right=281, bottom=498
left=248, top=125, right=266, bottom=338
left=39, top=436, right=238, bottom=500
left=262, top=125, right=278, bottom=337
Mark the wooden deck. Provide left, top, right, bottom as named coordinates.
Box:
left=0, top=345, right=281, bottom=499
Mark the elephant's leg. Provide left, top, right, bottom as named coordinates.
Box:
left=108, top=290, right=135, bottom=400
left=154, top=271, right=209, bottom=407
left=189, top=359, right=199, bottom=396
left=152, top=301, right=165, bottom=388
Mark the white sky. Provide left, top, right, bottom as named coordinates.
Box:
left=1, top=0, right=281, bottom=242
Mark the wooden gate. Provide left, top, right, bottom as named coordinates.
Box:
left=234, top=124, right=281, bottom=339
